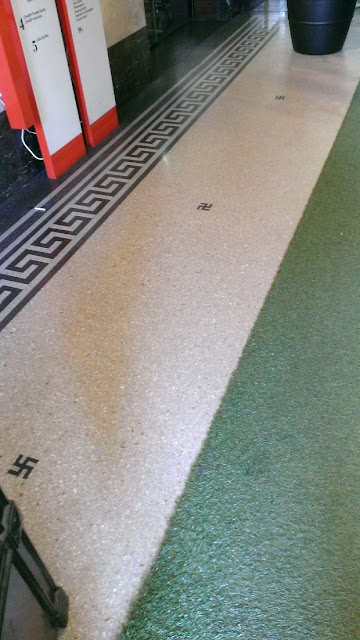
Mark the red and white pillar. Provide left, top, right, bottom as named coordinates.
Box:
left=2, top=0, right=86, bottom=178
left=0, top=0, right=34, bottom=129
left=56, top=0, right=119, bottom=147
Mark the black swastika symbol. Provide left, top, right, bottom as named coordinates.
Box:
left=8, top=455, right=39, bottom=479
left=197, top=203, right=213, bottom=211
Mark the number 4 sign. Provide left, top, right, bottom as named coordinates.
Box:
left=4, top=0, right=86, bottom=178
left=0, top=0, right=34, bottom=129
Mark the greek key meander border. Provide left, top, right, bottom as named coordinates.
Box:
left=0, top=17, right=279, bottom=331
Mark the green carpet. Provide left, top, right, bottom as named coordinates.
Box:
left=118, top=84, right=360, bottom=640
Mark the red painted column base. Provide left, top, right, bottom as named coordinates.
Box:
left=42, top=133, right=86, bottom=179
left=85, top=107, right=119, bottom=147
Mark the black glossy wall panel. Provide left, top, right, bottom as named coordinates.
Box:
left=0, top=113, right=43, bottom=205
left=108, top=27, right=151, bottom=107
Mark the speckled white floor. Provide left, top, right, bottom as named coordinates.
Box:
left=1, top=9, right=360, bottom=640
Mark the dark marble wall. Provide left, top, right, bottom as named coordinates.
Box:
left=108, top=27, right=151, bottom=107
left=0, top=26, right=151, bottom=204
left=244, top=0, right=265, bottom=8
left=0, top=113, right=43, bottom=205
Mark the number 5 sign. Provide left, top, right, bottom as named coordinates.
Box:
left=3, top=0, right=86, bottom=178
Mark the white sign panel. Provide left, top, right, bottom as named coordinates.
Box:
left=63, top=0, right=116, bottom=125
left=9, top=0, right=82, bottom=155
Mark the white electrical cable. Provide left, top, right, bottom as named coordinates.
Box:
left=21, top=129, right=43, bottom=161
left=0, top=94, right=42, bottom=159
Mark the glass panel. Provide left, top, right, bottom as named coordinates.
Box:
left=145, top=0, right=192, bottom=47
left=144, top=0, right=159, bottom=47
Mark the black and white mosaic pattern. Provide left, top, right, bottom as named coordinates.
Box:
left=0, top=16, right=279, bottom=331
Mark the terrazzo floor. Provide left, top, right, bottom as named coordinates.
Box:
left=1, top=3, right=360, bottom=639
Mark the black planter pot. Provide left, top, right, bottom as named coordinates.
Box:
left=287, top=0, right=357, bottom=55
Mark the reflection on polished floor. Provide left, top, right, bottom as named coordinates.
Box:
left=1, top=2, right=360, bottom=639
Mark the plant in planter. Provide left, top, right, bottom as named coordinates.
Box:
left=287, top=0, right=357, bottom=55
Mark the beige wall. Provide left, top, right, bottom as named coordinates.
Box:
left=100, top=0, right=146, bottom=48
